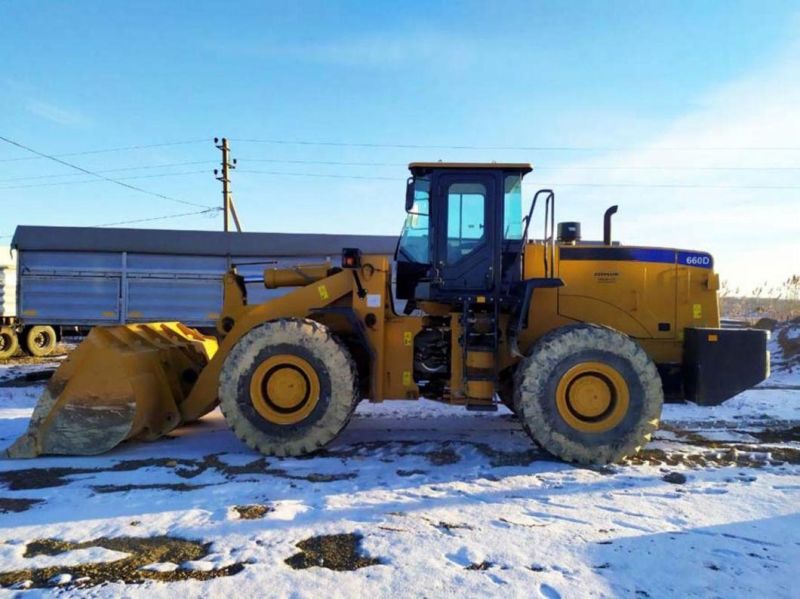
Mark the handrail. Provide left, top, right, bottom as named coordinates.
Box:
left=538, top=190, right=555, bottom=278
left=519, top=189, right=553, bottom=276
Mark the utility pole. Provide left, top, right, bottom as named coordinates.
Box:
left=214, top=137, right=242, bottom=232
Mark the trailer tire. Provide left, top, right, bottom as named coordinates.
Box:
left=22, top=326, right=58, bottom=357
left=0, top=327, right=19, bottom=360
left=514, top=323, right=663, bottom=465
left=219, top=318, right=359, bottom=457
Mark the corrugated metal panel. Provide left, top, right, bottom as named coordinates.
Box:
left=0, top=265, right=16, bottom=318
left=126, top=253, right=227, bottom=275
left=19, top=276, right=120, bottom=324
left=1, top=249, right=17, bottom=318
left=126, top=278, right=223, bottom=325
left=19, top=251, right=122, bottom=274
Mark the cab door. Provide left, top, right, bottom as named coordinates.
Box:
left=433, top=173, right=496, bottom=293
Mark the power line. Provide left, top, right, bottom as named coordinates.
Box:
left=233, top=137, right=800, bottom=152
left=0, top=207, right=223, bottom=239
left=238, top=169, right=397, bottom=181
left=552, top=182, right=800, bottom=190
left=0, top=135, right=212, bottom=208
left=5, top=154, right=795, bottom=188
left=238, top=156, right=800, bottom=172
left=95, top=207, right=222, bottom=227
left=546, top=165, right=800, bottom=171
left=0, top=138, right=208, bottom=163
left=0, top=160, right=217, bottom=183
left=240, top=157, right=407, bottom=167
left=238, top=168, right=800, bottom=190
left=0, top=169, right=211, bottom=190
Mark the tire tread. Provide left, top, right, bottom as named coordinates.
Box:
left=513, top=323, right=663, bottom=464
left=218, top=318, right=359, bottom=457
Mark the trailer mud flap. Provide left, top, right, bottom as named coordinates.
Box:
left=3, top=323, right=217, bottom=458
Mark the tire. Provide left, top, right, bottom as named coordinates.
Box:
left=0, top=327, right=19, bottom=360
left=514, top=324, right=663, bottom=464
left=22, top=326, right=57, bottom=357
left=218, top=318, right=359, bottom=456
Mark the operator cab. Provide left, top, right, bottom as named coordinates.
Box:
left=395, top=162, right=533, bottom=304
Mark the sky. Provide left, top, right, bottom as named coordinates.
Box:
left=1, top=0, right=798, bottom=292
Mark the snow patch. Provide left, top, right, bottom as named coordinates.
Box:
left=141, top=562, right=179, bottom=573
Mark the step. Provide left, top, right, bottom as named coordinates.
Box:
left=464, top=343, right=497, bottom=352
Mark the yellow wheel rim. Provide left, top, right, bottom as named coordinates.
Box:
left=249, top=354, right=320, bottom=425
left=555, top=361, right=629, bottom=433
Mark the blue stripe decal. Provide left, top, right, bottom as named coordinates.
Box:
left=626, top=248, right=677, bottom=264
left=560, top=247, right=713, bottom=269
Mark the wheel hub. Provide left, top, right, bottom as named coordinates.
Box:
left=249, top=354, right=320, bottom=425
left=568, top=375, right=612, bottom=418
left=556, top=361, right=630, bottom=433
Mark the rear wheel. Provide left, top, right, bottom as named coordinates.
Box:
left=0, top=327, right=19, bottom=360
left=514, top=324, right=663, bottom=464
left=219, top=318, right=359, bottom=456
left=22, top=326, right=57, bottom=357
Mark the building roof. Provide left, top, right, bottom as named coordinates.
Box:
left=11, top=226, right=398, bottom=257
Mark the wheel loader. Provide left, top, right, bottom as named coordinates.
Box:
left=4, top=162, right=770, bottom=464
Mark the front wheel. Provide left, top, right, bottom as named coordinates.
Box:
left=514, top=324, right=663, bottom=464
left=218, top=318, right=359, bottom=456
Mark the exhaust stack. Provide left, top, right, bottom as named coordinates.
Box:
left=603, top=205, right=618, bottom=245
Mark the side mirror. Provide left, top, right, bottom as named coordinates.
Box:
left=405, top=177, right=415, bottom=211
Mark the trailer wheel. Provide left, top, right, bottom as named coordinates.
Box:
left=22, top=326, right=58, bottom=357
left=219, top=318, right=359, bottom=456
left=0, top=327, right=19, bottom=360
left=514, top=324, right=663, bottom=464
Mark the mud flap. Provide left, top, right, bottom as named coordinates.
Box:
left=3, top=323, right=217, bottom=458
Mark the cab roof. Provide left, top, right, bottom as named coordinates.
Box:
left=408, top=162, right=533, bottom=175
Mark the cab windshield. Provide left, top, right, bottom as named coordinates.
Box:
left=397, top=177, right=431, bottom=263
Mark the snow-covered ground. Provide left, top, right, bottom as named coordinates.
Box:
left=0, top=324, right=798, bottom=598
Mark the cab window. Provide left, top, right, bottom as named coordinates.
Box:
left=397, top=177, right=430, bottom=263
left=446, top=182, right=486, bottom=264
left=503, top=175, right=523, bottom=240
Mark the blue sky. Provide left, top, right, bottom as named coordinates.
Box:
left=1, top=1, right=798, bottom=290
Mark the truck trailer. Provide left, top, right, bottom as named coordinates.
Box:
left=0, top=226, right=397, bottom=360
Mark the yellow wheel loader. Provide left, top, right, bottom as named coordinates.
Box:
left=4, top=163, right=770, bottom=464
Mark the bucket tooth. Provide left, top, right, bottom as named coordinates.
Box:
left=3, top=323, right=217, bottom=459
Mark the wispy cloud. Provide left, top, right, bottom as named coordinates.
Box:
left=25, top=99, right=88, bottom=126
left=218, top=30, right=495, bottom=71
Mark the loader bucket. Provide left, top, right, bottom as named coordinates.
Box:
left=3, top=323, right=218, bottom=459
